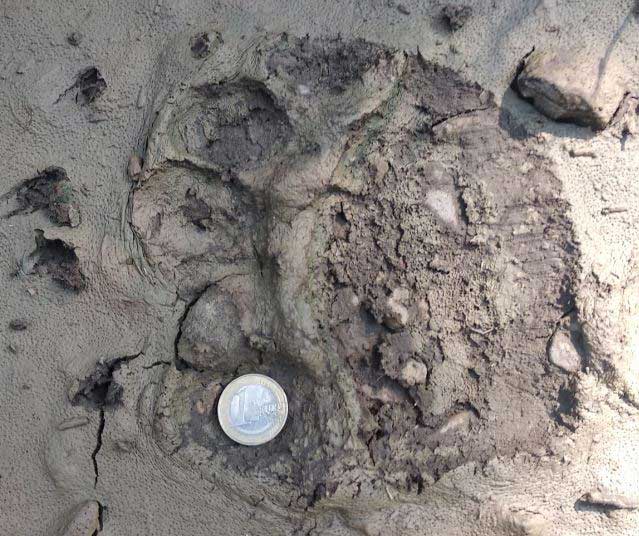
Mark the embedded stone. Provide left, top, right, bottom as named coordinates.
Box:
left=517, top=48, right=626, bottom=129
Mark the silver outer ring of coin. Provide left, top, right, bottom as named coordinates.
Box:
left=217, top=373, right=288, bottom=446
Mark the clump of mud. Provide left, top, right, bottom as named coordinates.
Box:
left=6, top=166, right=80, bottom=227
left=321, top=67, right=576, bottom=485
left=130, top=34, right=578, bottom=510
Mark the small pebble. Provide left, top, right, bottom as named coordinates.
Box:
left=548, top=330, right=581, bottom=373
left=439, top=410, right=473, bottom=434
left=127, top=155, right=143, bottom=179
left=399, top=359, right=428, bottom=386
left=384, top=288, right=410, bottom=330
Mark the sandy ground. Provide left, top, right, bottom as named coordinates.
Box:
left=1, top=1, right=639, bottom=535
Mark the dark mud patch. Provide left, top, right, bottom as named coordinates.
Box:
left=405, top=55, right=492, bottom=127
left=266, top=34, right=394, bottom=94
left=180, top=188, right=211, bottom=230
left=52, top=66, right=106, bottom=106
left=157, top=361, right=349, bottom=507
left=5, top=167, right=80, bottom=226
left=22, top=231, right=86, bottom=291
left=441, top=5, right=473, bottom=31
left=553, top=380, right=580, bottom=431
left=8, top=319, right=29, bottom=331
left=190, top=31, right=222, bottom=58
left=76, top=67, right=107, bottom=105
left=70, top=352, right=142, bottom=408
left=182, top=80, right=293, bottom=176
left=190, top=32, right=212, bottom=58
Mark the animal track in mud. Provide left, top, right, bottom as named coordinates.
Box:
left=130, top=34, right=579, bottom=510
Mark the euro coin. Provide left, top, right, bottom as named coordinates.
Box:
left=217, top=373, right=288, bottom=446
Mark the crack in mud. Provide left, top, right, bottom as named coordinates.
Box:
left=91, top=410, right=105, bottom=488
left=142, top=360, right=171, bottom=369
left=427, top=105, right=492, bottom=129
left=174, top=284, right=214, bottom=372
left=72, top=351, right=145, bottom=487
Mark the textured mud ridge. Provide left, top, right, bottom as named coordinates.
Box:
left=130, top=35, right=579, bottom=511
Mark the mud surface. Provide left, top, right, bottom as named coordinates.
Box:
left=2, top=2, right=639, bottom=536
